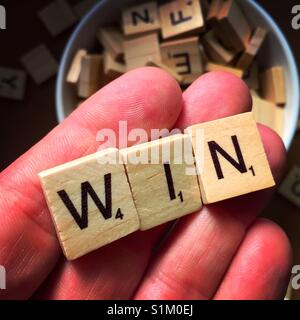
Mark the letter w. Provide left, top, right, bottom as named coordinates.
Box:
left=57, top=173, right=112, bottom=230
left=208, top=135, right=247, bottom=180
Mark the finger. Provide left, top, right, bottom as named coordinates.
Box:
left=0, top=67, right=182, bottom=299
left=175, top=71, right=252, bottom=129
left=214, top=218, right=292, bottom=300
left=134, top=128, right=286, bottom=300
left=134, top=73, right=286, bottom=300
left=34, top=226, right=167, bottom=300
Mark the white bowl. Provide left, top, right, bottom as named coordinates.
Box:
left=56, top=0, right=300, bottom=149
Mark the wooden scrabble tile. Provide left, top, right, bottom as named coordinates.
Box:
left=199, top=43, right=209, bottom=65
left=217, top=0, right=251, bottom=52
left=279, top=166, right=300, bottom=207
left=73, top=0, right=98, bottom=18
left=21, top=44, right=58, bottom=84
left=201, top=0, right=210, bottom=18
left=66, top=49, right=87, bottom=84
left=205, top=62, right=244, bottom=78
left=160, top=0, right=204, bottom=39
left=104, top=51, right=126, bottom=79
left=120, top=134, right=202, bottom=230
left=39, top=148, right=140, bottom=260
left=0, top=67, right=27, bottom=101
left=244, top=61, right=259, bottom=91
left=124, top=33, right=161, bottom=71
left=78, top=54, right=103, bottom=98
left=38, top=0, right=77, bottom=37
left=250, top=89, right=259, bottom=98
left=206, top=0, right=235, bottom=50
left=161, top=36, right=203, bottom=85
left=206, top=0, right=223, bottom=25
left=202, top=30, right=237, bottom=65
left=187, top=112, right=275, bottom=204
left=146, top=58, right=183, bottom=83
left=122, top=1, right=160, bottom=36
left=97, top=27, right=124, bottom=61
left=252, top=93, right=284, bottom=138
left=237, top=27, right=267, bottom=70
left=260, top=66, right=286, bottom=105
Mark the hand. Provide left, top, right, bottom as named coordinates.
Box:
left=0, top=68, right=291, bottom=300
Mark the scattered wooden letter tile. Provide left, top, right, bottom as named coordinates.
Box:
left=0, top=67, right=27, bottom=101
left=78, top=54, right=103, bottom=98
left=21, top=44, right=58, bottom=85
left=217, top=0, right=251, bottom=52
left=202, top=30, right=237, bottom=65
left=244, top=61, right=259, bottom=91
left=205, top=62, right=244, bottom=78
left=187, top=112, right=275, bottom=204
left=199, top=43, right=209, bottom=65
left=66, top=49, right=87, bottom=84
left=260, top=66, right=286, bottom=105
left=72, top=0, right=98, bottom=18
left=160, top=36, right=203, bottom=85
left=206, top=0, right=223, bottom=25
left=146, top=58, right=183, bottom=83
left=124, top=33, right=161, bottom=71
left=279, top=166, right=300, bottom=207
left=39, top=148, right=140, bottom=260
left=122, top=1, right=160, bottom=36
left=121, top=134, right=202, bottom=230
left=252, top=93, right=284, bottom=138
left=206, top=0, right=234, bottom=49
left=97, top=27, right=124, bottom=61
left=160, top=0, right=204, bottom=39
left=201, top=0, right=210, bottom=18
left=38, top=0, right=77, bottom=37
left=237, top=27, right=267, bottom=70
left=104, top=51, right=126, bottom=79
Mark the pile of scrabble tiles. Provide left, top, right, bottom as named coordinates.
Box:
left=39, top=113, right=275, bottom=260
left=66, top=0, right=286, bottom=139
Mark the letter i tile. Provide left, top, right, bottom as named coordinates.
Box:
left=120, top=134, right=202, bottom=231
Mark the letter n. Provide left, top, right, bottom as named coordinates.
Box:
left=208, top=135, right=247, bottom=180
left=132, top=9, right=151, bottom=26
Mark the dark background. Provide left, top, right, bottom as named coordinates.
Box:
left=0, top=0, right=300, bottom=298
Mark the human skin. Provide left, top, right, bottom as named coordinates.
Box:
left=0, top=68, right=292, bottom=300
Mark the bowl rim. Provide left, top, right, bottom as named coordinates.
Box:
left=56, top=0, right=300, bottom=149
left=246, top=0, right=300, bottom=149
left=56, top=0, right=108, bottom=123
